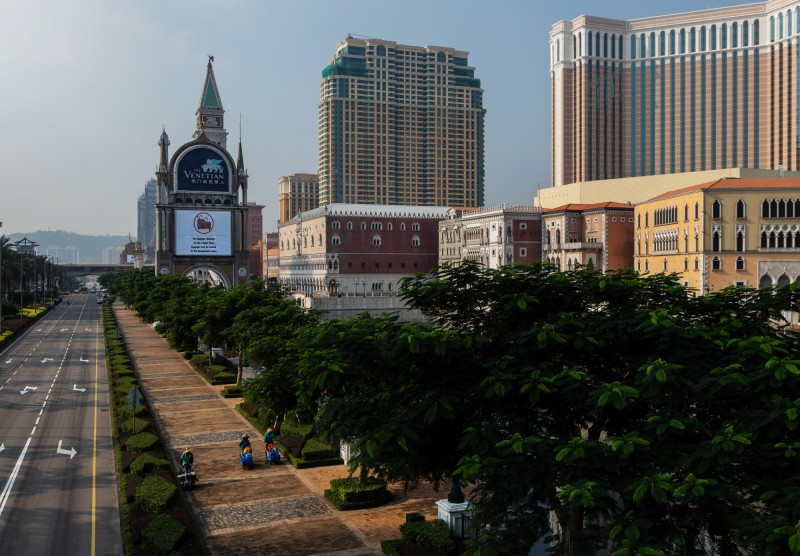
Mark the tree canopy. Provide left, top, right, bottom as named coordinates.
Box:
left=300, top=262, right=800, bottom=555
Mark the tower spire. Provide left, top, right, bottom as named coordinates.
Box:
left=193, top=55, right=228, bottom=148
left=157, top=126, right=170, bottom=173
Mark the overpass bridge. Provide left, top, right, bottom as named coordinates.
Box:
left=63, top=263, right=154, bottom=281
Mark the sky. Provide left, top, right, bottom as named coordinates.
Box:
left=0, top=0, right=754, bottom=237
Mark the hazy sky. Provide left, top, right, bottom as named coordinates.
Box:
left=1, top=0, right=752, bottom=237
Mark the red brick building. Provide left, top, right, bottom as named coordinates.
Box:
left=278, top=204, right=448, bottom=296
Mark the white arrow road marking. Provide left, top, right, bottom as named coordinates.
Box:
left=0, top=438, right=32, bottom=517
left=19, top=386, right=38, bottom=395
left=60, top=328, right=69, bottom=332
left=79, top=357, right=89, bottom=362
left=0, top=444, right=4, bottom=453
left=41, top=358, right=53, bottom=363
left=4, top=359, right=11, bottom=364
left=56, top=440, right=77, bottom=459
left=73, top=385, right=86, bottom=393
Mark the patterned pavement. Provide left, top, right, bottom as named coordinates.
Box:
left=113, top=303, right=446, bottom=555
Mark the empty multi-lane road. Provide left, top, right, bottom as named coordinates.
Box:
left=0, top=294, right=121, bottom=555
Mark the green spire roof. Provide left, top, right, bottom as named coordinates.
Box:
left=198, top=59, right=223, bottom=110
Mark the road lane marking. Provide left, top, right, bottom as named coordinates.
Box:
left=30, top=427, right=35, bottom=435
left=0, top=437, right=32, bottom=518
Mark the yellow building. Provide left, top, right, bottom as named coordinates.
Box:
left=635, top=177, right=800, bottom=294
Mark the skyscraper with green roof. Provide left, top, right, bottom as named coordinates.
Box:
left=318, top=37, right=485, bottom=209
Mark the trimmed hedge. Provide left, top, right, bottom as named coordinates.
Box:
left=221, top=385, right=243, bottom=398
left=399, top=519, right=454, bottom=555
left=125, top=432, right=159, bottom=452
left=116, top=405, right=146, bottom=419
left=281, top=412, right=314, bottom=438
left=130, top=453, right=170, bottom=476
left=324, top=477, right=392, bottom=510
left=302, top=438, right=338, bottom=461
left=121, top=417, right=150, bottom=434
left=141, top=513, right=186, bottom=555
left=211, top=371, right=236, bottom=385
left=134, top=475, right=177, bottom=514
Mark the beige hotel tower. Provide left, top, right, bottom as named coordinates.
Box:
left=550, top=0, right=800, bottom=189
left=318, top=37, right=485, bottom=210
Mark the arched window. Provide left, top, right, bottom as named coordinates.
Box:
left=588, top=31, right=593, bottom=56
left=712, top=256, right=721, bottom=270
left=732, top=22, right=738, bottom=48
left=695, top=202, right=700, bottom=219
left=736, top=200, right=745, bottom=218
left=680, top=28, right=686, bottom=53
left=743, top=21, right=750, bottom=47
left=690, top=27, right=697, bottom=52
left=711, top=25, right=717, bottom=49
left=713, top=230, right=721, bottom=251
left=721, top=23, right=727, bottom=48
left=360, top=222, right=367, bottom=230
left=761, top=231, right=768, bottom=248
left=372, top=234, right=382, bottom=246
left=736, top=230, right=744, bottom=251
left=700, top=26, right=707, bottom=50
left=762, top=200, right=770, bottom=217
left=640, top=34, right=647, bottom=57
left=736, top=256, right=745, bottom=270
left=347, top=221, right=353, bottom=230
left=659, top=31, right=665, bottom=55
left=669, top=30, right=676, bottom=54
left=331, top=234, right=341, bottom=246
left=754, top=18, right=760, bottom=45
left=712, top=200, right=722, bottom=219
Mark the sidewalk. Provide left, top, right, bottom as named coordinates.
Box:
left=113, top=304, right=444, bottom=555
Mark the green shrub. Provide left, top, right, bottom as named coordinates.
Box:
left=221, top=385, right=243, bottom=398
left=325, top=477, right=392, bottom=510
left=113, top=368, right=136, bottom=379
left=208, top=364, right=227, bottom=374
left=121, top=417, right=149, bottom=433
left=141, top=513, right=186, bottom=555
left=125, top=432, right=159, bottom=452
left=211, top=371, right=237, bottom=385
left=116, top=382, right=139, bottom=397
left=183, top=351, right=199, bottom=360
left=129, top=453, right=170, bottom=475
left=116, top=405, right=146, bottom=419
left=380, top=539, right=401, bottom=556
left=281, top=412, right=314, bottom=438
left=134, top=476, right=177, bottom=513
left=399, top=519, right=454, bottom=555
left=302, top=438, right=338, bottom=461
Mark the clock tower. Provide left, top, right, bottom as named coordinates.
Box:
left=193, top=55, right=228, bottom=149
left=155, top=56, right=250, bottom=287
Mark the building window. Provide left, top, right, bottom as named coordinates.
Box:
left=694, top=202, right=699, bottom=219
left=332, top=221, right=340, bottom=230
left=684, top=257, right=689, bottom=270
left=736, top=256, right=745, bottom=270
left=712, top=256, right=721, bottom=270
left=694, top=258, right=699, bottom=271
left=736, top=200, right=745, bottom=219
left=387, top=223, right=393, bottom=231
left=400, top=223, right=406, bottom=231
left=347, top=221, right=353, bottom=230
left=373, top=235, right=382, bottom=246
left=712, top=200, right=722, bottom=219
left=684, top=204, right=689, bottom=221
left=371, top=222, right=383, bottom=230
left=520, top=223, right=527, bottom=230
left=411, top=223, right=420, bottom=231
left=331, top=234, right=341, bottom=246
left=361, top=222, right=367, bottom=230
left=520, top=248, right=527, bottom=257
left=411, top=235, right=420, bottom=247
left=712, top=230, right=721, bottom=252
left=736, top=230, right=744, bottom=252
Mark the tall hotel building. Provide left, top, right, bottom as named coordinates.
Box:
left=550, top=0, right=800, bottom=188
left=318, top=37, right=485, bottom=209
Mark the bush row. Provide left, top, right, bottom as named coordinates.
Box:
left=324, top=477, right=392, bottom=511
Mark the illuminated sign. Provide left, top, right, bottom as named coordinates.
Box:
left=175, top=210, right=232, bottom=256
left=175, top=146, right=231, bottom=193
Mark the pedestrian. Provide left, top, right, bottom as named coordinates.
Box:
left=180, top=447, right=194, bottom=473
left=239, top=433, right=251, bottom=452
left=263, top=427, right=276, bottom=446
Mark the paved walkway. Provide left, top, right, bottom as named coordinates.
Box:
left=113, top=304, right=444, bottom=555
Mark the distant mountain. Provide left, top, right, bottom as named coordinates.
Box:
left=4, top=231, right=131, bottom=264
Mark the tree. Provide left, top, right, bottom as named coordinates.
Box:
left=323, top=262, right=800, bottom=555
left=296, top=313, right=479, bottom=491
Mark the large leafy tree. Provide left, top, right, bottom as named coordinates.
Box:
left=296, top=313, right=477, bottom=491
left=307, top=262, right=800, bottom=555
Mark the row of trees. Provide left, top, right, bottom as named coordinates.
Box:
left=1, top=235, right=67, bottom=319
left=105, top=264, right=800, bottom=555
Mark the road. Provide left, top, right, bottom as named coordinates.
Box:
left=0, top=294, right=122, bottom=555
